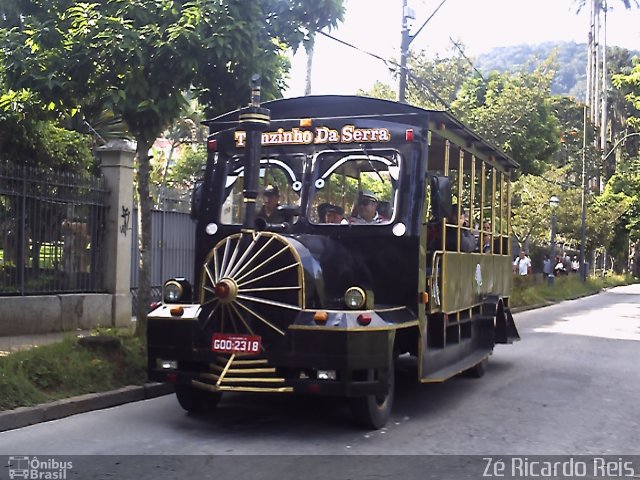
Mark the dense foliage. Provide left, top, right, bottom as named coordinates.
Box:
left=0, top=114, right=94, bottom=172
left=452, top=62, right=560, bottom=175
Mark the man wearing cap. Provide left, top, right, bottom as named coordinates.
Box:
left=258, top=185, right=287, bottom=224
left=350, top=191, right=387, bottom=225
left=318, top=203, right=345, bottom=224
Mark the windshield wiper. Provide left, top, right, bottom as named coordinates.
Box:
left=361, top=144, right=386, bottom=184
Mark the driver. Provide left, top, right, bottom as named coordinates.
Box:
left=350, top=191, right=387, bottom=224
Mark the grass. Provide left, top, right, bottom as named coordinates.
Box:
left=0, top=327, right=147, bottom=411
left=0, top=242, right=75, bottom=269
left=510, top=273, right=637, bottom=308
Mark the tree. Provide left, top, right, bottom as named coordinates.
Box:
left=304, top=35, right=315, bottom=96
left=573, top=0, right=639, bottom=164
left=600, top=168, right=640, bottom=272
left=0, top=114, right=94, bottom=172
left=510, top=173, right=558, bottom=250
left=0, top=0, right=344, bottom=338
left=404, top=49, right=473, bottom=110
left=612, top=58, right=640, bottom=129
left=587, top=175, right=633, bottom=270
left=452, top=61, right=560, bottom=176
left=154, top=97, right=207, bottom=208
left=358, top=81, right=397, bottom=101
left=510, top=168, right=585, bottom=250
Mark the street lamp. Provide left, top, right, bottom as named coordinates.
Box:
left=548, top=195, right=560, bottom=285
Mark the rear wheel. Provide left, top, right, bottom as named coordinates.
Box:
left=350, top=360, right=395, bottom=430
left=464, top=358, right=487, bottom=378
left=175, top=384, right=223, bottom=413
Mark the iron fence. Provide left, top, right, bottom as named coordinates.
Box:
left=0, top=162, right=107, bottom=295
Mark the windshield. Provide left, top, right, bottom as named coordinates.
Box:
left=221, top=154, right=304, bottom=225
left=309, top=149, right=401, bottom=225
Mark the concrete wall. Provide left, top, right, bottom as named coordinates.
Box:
left=0, top=294, right=120, bottom=336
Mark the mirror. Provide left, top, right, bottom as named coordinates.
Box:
left=190, top=181, right=203, bottom=220
left=430, top=175, right=452, bottom=221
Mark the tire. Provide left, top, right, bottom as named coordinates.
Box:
left=175, top=384, right=223, bottom=413
left=350, top=359, right=395, bottom=430
left=464, top=358, right=487, bottom=378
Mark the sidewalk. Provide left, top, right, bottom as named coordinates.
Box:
left=0, top=330, right=92, bottom=356
left=0, top=317, right=137, bottom=356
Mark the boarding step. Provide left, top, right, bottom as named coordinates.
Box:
left=421, top=349, right=492, bottom=383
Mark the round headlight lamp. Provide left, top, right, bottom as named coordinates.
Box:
left=344, top=287, right=366, bottom=310
left=163, top=280, right=184, bottom=303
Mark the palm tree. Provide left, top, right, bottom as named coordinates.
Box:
left=304, top=35, right=315, bottom=96
left=574, top=0, right=638, bottom=189
left=575, top=0, right=638, bottom=132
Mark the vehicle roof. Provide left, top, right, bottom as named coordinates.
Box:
left=205, top=95, right=518, bottom=169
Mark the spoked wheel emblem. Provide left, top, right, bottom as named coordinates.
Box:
left=200, top=232, right=304, bottom=340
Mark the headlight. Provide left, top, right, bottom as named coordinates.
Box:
left=164, top=281, right=183, bottom=303
left=163, top=278, right=192, bottom=304
left=344, top=287, right=366, bottom=309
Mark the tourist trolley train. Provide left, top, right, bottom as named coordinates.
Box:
left=148, top=81, right=520, bottom=429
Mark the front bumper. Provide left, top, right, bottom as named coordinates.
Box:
left=147, top=317, right=394, bottom=397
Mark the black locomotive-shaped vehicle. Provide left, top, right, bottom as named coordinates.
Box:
left=148, top=86, right=520, bottom=429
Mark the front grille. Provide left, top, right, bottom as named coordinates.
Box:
left=192, top=354, right=293, bottom=393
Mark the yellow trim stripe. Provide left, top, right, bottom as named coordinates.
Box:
left=288, top=320, right=419, bottom=332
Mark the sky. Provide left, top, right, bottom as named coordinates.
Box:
left=284, top=0, right=640, bottom=97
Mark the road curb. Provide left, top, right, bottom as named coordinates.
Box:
left=511, top=289, right=602, bottom=314
left=0, top=382, right=174, bottom=433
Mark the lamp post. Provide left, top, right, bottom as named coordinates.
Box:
left=548, top=195, right=560, bottom=285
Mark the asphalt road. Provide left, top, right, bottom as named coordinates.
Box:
left=1, top=284, right=639, bottom=477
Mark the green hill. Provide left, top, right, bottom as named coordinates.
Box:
left=475, top=41, right=639, bottom=97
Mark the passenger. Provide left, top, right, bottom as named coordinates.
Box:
left=258, top=185, right=287, bottom=224
left=350, top=191, right=387, bottom=224
left=317, top=203, right=345, bottom=224
left=481, top=221, right=492, bottom=253
left=326, top=205, right=346, bottom=224
left=446, top=205, right=476, bottom=252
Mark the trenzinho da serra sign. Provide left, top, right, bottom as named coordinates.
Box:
left=234, top=125, right=391, bottom=147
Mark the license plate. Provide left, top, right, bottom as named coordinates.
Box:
left=212, top=333, right=261, bottom=354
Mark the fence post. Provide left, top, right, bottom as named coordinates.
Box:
left=97, top=140, right=136, bottom=327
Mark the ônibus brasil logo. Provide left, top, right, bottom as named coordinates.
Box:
left=7, top=456, right=73, bottom=480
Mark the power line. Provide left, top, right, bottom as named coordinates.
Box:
left=410, top=0, right=449, bottom=45
left=316, top=30, right=452, bottom=110
left=448, top=37, right=486, bottom=83
left=316, top=30, right=392, bottom=67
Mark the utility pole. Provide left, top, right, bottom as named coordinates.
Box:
left=600, top=1, right=608, bottom=153
left=580, top=104, right=588, bottom=282
left=398, top=0, right=411, bottom=103
left=398, top=0, right=447, bottom=103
